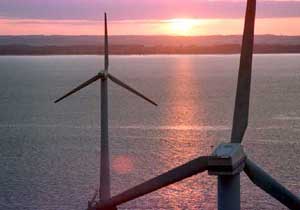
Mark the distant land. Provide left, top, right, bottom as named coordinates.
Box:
left=1, top=35, right=300, bottom=55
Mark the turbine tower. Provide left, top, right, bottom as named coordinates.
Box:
left=91, top=1, right=300, bottom=210
left=55, top=13, right=157, bottom=206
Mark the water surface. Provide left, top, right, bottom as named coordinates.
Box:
left=1, top=55, right=300, bottom=210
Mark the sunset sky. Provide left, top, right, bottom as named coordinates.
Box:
left=1, top=0, right=300, bottom=36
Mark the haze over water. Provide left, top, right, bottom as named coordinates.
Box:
left=1, top=55, right=300, bottom=210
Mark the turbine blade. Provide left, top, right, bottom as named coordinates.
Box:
left=95, top=156, right=209, bottom=210
left=54, top=74, right=103, bottom=103
left=244, top=158, right=300, bottom=210
left=231, top=0, right=256, bottom=143
left=104, top=13, right=109, bottom=70
left=108, top=73, right=158, bottom=106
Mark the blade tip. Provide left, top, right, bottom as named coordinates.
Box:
left=54, top=98, right=63, bottom=103
left=148, top=100, right=158, bottom=106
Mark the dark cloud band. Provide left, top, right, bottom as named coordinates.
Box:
left=0, top=0, right=300, bottom=20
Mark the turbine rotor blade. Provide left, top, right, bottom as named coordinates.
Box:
left=104, top=13, right=109, bottom=70
left=95, top=156, right=209, bottom=210
left=108, top=73, right=158, bottom=106
left=54, top=73, right=103, bottom=103
left=231, top=0, right=256, bottom=143
left=244, top=158, right=300, bottom=210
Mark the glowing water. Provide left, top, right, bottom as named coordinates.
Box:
left=1, top=55, right=299, bottom=210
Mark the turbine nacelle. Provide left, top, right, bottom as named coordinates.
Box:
left=99, top=70, right=107, bottom=78
left=208, top=143, right=246, bottom=176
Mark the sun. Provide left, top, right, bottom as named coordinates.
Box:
left=167, top=19, right=200, bottom=36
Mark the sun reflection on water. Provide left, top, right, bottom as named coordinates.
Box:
left=157, top=57, right=216, bottom=209
left=112, top=155, right=135, bottom=175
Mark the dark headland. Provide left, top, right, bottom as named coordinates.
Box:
left=2, top=35, right=300, bottom=55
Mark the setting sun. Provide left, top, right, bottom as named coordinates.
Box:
left=166, top=19, right=201, bottom=36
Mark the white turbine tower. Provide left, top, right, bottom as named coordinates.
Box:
left=91, top=1, right=300, bottom=210
left=55, top=13, right=157, bottom=206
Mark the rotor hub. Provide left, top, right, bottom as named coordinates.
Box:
left=208, top=143, right=246, bottom=176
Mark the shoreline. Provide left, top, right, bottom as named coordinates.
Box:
left=1, top=52, right=300, bottom=56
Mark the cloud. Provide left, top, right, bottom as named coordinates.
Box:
left=2, top=17, right=300, bottom=36
left=0, top=0, right=300, bottom=20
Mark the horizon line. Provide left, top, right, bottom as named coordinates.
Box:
left=1, top=34, right=300, bottom=37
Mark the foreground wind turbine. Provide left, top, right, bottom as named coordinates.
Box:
left=55, top=13, right=157, bottom=204
left=91, top=1, right=300, bottom=210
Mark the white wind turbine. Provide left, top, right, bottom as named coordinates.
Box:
left=55, top=13, right=157, bottom=206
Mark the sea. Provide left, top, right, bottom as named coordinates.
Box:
left=1, top=54, right=300, bottom=210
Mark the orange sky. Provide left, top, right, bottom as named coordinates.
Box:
left=1, top=0, right=300, bottom=36
left=1, top=17, right=300, bottom=36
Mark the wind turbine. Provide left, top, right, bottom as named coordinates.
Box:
left=91, top=1, right=300, bottom=210
left=54, top=13, right=157, bottom=205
